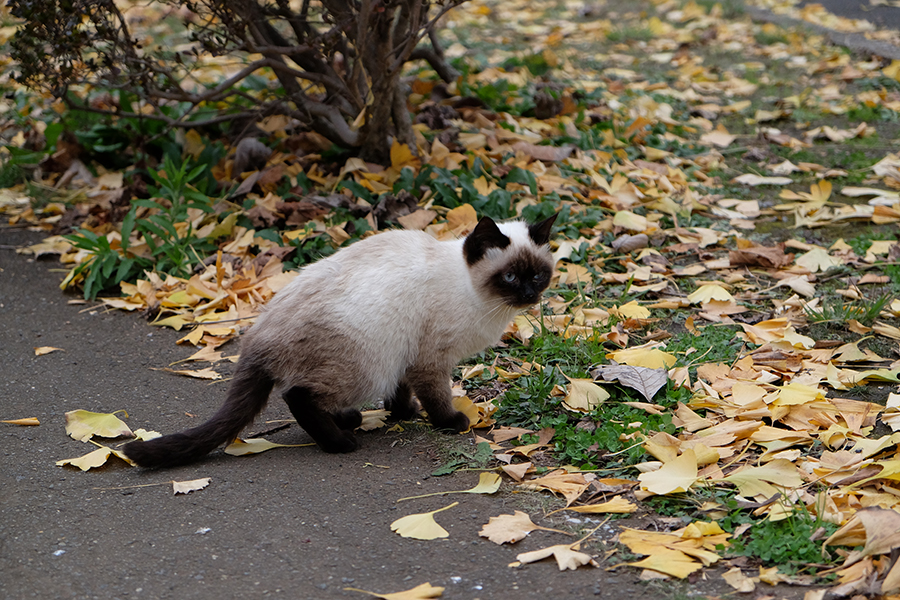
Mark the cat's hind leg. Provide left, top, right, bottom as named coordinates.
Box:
left=282, top=386, right=358, bottom=453
left=384, top=379, right=418, bottom=421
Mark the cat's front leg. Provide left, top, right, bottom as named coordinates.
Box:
left=406, top=367, right=469, bottom=432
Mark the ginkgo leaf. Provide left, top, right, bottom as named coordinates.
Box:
left=592, top=364, right=667, bottom=402
left=173, top=477, right=211, bottom=495
left=65, top=409, right=132, bottom=442
left=561, top=376, right=609, bottom=412
left=158, top=366, right=222, bottom=380
left=390, top=502, right=458, bottom=540
left=223, top=438, right=314, bottom=455
left=2, top=417, right=40, bottom=425
left=34, top=346, right=63, bottom=356
left=344, top=582, right=444, bottom=600
left=56, top=446, right=113, bottom=471
left=687, top=284, right=734, bottom=304
left=515, top=543, right=598, bottom=571
left=359, top=409, right=391, bottom=431
left=479, top=511, right=569, bottom=545
left=795, top=247, right=841, bottom=272
left=133, top=428, right=163, bottom=441
left=564, top=497, right=637, bottom=514
left=396, top=472, right=501, bottom=501
left=722, top=567, right=757, bottom=592
left=607, top=346, right=676, bottom=369
left=625, top=549, right=704, bottom=578
left=451, top=395, right=480, bottom=431
left=732, top=174, right=793, bottom=186
left=638, top=448, right=699, bottom=495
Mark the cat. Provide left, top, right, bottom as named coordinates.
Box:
left=123, top=213, right=557, bottom=468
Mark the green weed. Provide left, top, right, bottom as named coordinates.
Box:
left=805, top=294, right=894, bottom=327
left=728, top=508, right=840, bottom=574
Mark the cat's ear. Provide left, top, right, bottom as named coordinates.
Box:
left=528, top=213, right=557, bottom=246
left=464, top=217, right=511, bottom=265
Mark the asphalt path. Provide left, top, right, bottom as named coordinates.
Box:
left=797, top=0, right=900, bottom=30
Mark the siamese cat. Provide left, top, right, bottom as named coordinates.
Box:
left=123, top=213, right=557, bottom=468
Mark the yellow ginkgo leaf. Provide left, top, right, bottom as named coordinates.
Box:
left=687, top=284, right=734, bottom=304
left=34, top=346, right=63, bottom=356
left=795, top=247, right=841, bottom=272
left=56, top=446, right=113, bottom=471
left=613, top=300, right=651, bottom=319
left=638, top=448, right=699, bottom=495
left=451, top=396, right=480, bottom=431
left=612, top=210, right=649, bottom=232
left=390, top=502, right=458, bottom=540
left=2, top=417, right=40, bottom=425
left=515, top=543, right=598, bottom=571
left=396, top=473, right=501, bottom=502
left=359, top=409, right=391, bottom=431
left=133, top=428, right=162, bottom=441
left=607, top=346, right=676, bottom=370
left=562, top=376, right=609, bottom=412
left=173, top=477, right=211, bottom=495
left=65, top=409, right=132, bottom=442
left=445, top=203, right=478, bottom=232
left=625, top=548, right=704, bottom=578
left=224, top=438, right=315, bottom=455
left=344, top=582, right=444, bottom=600
left=564, top=497, right=637, bottom=514
left=479, top=511, right=569, bottom=545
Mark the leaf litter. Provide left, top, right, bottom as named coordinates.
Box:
left=4, top=0, right=900, bottom=594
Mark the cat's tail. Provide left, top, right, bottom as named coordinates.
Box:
left=122, top=360, right=274, bottom=468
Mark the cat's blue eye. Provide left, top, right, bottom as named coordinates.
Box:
left=503, top=272, right=516, bottom=283
left=533, top=274, right=542, bottom=282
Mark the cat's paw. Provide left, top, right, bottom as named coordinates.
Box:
left=317, top=431, right=359, bottom=453
left=431, top=411, right=470, bottom=433
left=332, top=408, right=362, bottom=430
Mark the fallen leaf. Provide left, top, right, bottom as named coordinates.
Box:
left=561, top=376, right=610, bottom=412
left=158, top=367, right=223, bottom=380
left=173, top=477, right=211, bottom=495
left=479, top=510, right=569, bottom=545
left=34, top=346, right=63, bottom=356
left=638, top=448, right=699, bottom=495
left=133, top=428, right=163, bottom=441
left=396, top=472, right=502, bottom=501
left=223, top=438, right=315, bottom=455
left=515, top=543, right=598, bottom=571
left=390, top=502, right=458, bottom=540
left=625, top=549, right=705, bottom=578
left=56, top=446, right=113, bottom=471
left=2, top=417, right=40, bottom=426
left=65, top=409, right=133, bottom=442
left=592, top=364, right=667, bottom=402
left=360, top=409, right=391, bottom=431
left=344, top=582, right=444, bottom=600
left=722, top=567, right=757, bottom=592
left=564, top=497, right=637, bottom=514
left=732, top=174, right=793, bottom=186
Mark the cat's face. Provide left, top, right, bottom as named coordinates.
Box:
left=464, top=214, right=557, bottom=308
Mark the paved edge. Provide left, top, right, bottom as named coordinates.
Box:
left=741, top=2, right=900, bottom=61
